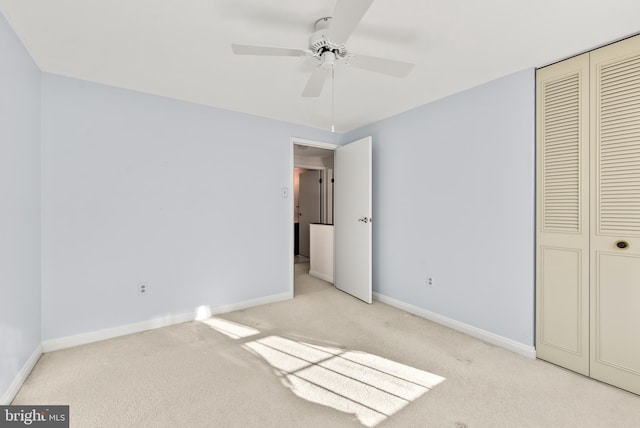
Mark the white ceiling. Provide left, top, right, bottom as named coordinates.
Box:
left=1, top=0, right=639, bottom=132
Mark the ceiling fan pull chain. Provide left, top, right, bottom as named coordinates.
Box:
left=331, top=67, right=335, bottom=133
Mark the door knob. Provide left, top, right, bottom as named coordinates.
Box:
left=358, top=217, right=372, bottom=224
left=615, top=240, right=629, bottom=249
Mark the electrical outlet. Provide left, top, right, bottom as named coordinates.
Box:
left=138, top=282, right=148, bottom=295
left=427, top=277, right=434, bottom=287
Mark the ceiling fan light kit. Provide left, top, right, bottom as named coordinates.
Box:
left=310, top=17, right=348, bottom=68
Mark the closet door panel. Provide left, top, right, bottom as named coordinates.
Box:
left=590, top=34, right=640, bottom=395
left=536, top=53, right=590, bottom=375
left=539, top=247, right=583, bottom=352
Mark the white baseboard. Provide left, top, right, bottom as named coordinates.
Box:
left=309, top=270, right=334, bottom=284
left=373, top=292, right=536, bottom=359
left=1, top=344, right=43, bottom=405
left=207, top=292, right=291, bottom=315
left=42, top=292, right=291, bottom=353
left=42, top=312, right=195, bottom=352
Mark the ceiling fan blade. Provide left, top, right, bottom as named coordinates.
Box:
left=302, top=68, right=331, bottom=97
left=328, top=0, right=374, bottom=45
left=348, top=54, right=415, bottom=77
left=231, top=43, right=309, bottom=57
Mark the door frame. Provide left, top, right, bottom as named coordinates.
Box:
left=289, top=137, right=339, bottom=298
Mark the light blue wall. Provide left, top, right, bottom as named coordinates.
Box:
left=343, top=69, right=536, bottom=346
left=41, top=74, right=339, bottom=340
left=0, top=13, right=42, bottom=398
left=30, top=66, right=537, bottom=347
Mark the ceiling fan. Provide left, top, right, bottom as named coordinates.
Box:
left=230, top=0, right=415, bottom=98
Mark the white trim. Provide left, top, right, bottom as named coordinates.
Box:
left=291, top=137, right=339, bottom=151
left=309, top=270, right=334, bottom=284
left=293, top=162, right=326, bottom=171
left=1, top=344, right=43, bottom=405
left=289, top=139, right=296, bottom=300
left=42, top=312, right=195, bottom=352
left=208, top=292, right=290, bottom=316
left=42, top=292, right=291, bottom=353
left=373, top=292, right=537, bottom=359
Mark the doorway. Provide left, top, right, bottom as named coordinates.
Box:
left=291, top=140, right=337, bottom=296
left=289, top=136, right=373, bottom=303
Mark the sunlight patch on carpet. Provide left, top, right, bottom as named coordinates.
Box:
left=201, top=317, right=445, bottom=427
left=244, top=336, right=445, bottom=427
left=200, top=317, right=260, bottom=339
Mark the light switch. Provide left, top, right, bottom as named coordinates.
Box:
left=281, top=187, right=289, bottom=198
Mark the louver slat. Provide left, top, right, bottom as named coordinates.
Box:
left=599, top=53, right=640, bottom=234
left=543, top=73, right=581, bottom=232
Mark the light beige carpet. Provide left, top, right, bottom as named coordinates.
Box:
left=13, top=263, right=640, bottom=427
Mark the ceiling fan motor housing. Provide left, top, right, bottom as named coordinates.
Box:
left=310, top=17, right=347, bottom=61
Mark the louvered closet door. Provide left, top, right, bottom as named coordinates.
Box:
left=590, top=35, right=640, bottom=395
left=536, top=53, right=590, bottom=375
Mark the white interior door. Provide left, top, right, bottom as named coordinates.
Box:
left=298, top=170, right=321, bottom=257
left=334, top=136, right=372, bottom=303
